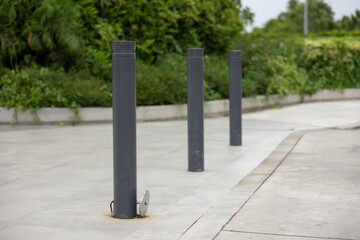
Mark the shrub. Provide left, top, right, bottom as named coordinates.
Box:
left=136, top=54, right=187, bottom=105
left=266, top=56, right=309, bottom=96
left=234, top=35, right=360, bottom=97
left=1, top=36, right=359, bottom=109
left=0, top=66, right=111, bottom=109
left=137, top=54, right=231, bottom=105
left=299, top=39, right=360, bottom=90
left=204, top=55, right=228, bottom=100
left=0, top=67, right=67, bottom=109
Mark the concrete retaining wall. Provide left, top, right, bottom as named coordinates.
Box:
left=1, top=88, right=359, bottom=124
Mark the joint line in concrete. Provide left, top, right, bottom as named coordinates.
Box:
left=222, top=230, right=355, bottom=240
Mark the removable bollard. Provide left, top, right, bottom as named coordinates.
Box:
left=229, top=50, right=242, bottom=146
left=112, top=41, right=137, bottom=219
left=187, top=48, right=204, bottom=172
left=110, top=190, right=150, bottom=218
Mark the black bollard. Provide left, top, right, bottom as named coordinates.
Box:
left=187, top=48, right=204, bottom=172
left=112, top=41, right=137, bottom=219
left=229, top=50, right=242, bottom=146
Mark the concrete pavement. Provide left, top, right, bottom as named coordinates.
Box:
left=215, top=128, right=360, bottom=240
left=0, top=100, right=359, bottom=240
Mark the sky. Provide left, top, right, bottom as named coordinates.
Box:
left=242, top=0, right=360, bottom=31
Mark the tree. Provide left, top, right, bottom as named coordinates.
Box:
left=1, top=0, right=245, bottom=70
left=240, top=6, right=254, bottom=29
left=0, top=0, right=84, bottom=70
left=255, top=0, right=335, bottom=34
left=337, top=10, right=360, bottom=31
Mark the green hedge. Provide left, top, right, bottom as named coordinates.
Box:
left=0, top=54, right=228, bottom=109
left=0, top=67, right=112, bottom=109
left=1, top=36, right=359, bottom=109
left=234, top=35, right=360, bottom=97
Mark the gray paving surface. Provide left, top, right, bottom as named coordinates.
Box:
left=0, top=100, right=359, bottom=240
left=216, top=129, right=360, bottom=240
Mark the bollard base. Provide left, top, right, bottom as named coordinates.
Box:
left=230, top=143, right=242, bottom=146
left=188, top=168, right=204, bottom=172
left=113, top=213, right=137, bottom=219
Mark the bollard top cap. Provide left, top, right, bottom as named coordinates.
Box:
left=112, top=41, right=136, bottom=53
left=229, top=50, right=242, bottom=58
left=187, top=48, right=203, bottom=57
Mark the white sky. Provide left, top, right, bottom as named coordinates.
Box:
left=242, top=0, right=360, bottom=31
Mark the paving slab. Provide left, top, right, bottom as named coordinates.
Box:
left=216, top=231, right=321, bottom=240
left=244, top=100, right=360, bottom=128
left=179, top=131, right=307, bottom=240
left=219, top=129, right=360, bottom=240
left=0, top=100, right=359, bottom=240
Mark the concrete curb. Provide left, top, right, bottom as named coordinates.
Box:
left=0, top=89, right=359, bottom=124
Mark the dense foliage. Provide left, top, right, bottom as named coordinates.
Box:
left=234, top=36, right=360, bottom=97
left=0, top=0, right=242, bottom=70
left=1, top=36, right=359, bottom=109
left=0, top=0, right=359, bottom=110
left=0, top=0, right=84, bottom=70
left=0, top=67, right=112, bottom=109
left=0, top=0, right=244, bottom=109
